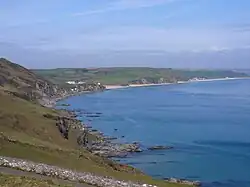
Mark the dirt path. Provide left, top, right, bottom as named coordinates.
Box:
left=0, top=167, right=94, bottom=187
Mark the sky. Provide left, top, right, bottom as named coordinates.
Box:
left=0, top=0, right=250, bottom=69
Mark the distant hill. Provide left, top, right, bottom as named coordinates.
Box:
left=234, top=69, right=250, bottom=75
left=33, top=67, right=249, bottom=85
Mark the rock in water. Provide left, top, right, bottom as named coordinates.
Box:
left=148, top=145, right=173, bottom=151
left=164, top=178, right=201, bottom=186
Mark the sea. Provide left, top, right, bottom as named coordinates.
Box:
left=57, top=79, right=250, bottom=187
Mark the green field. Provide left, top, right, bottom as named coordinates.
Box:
left=33, top=67, right=248, bottom=85
left=0, top=173, right=73, bottom=187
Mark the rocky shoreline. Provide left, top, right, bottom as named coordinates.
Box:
left=41, top=86, right=201, bottom=187
left=164, top=178, right=201, bottom=187
left=60, top=108, right=178, bottom=158
left=43, top=106, right=143, bottom=158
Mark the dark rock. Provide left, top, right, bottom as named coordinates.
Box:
left=60, top=103, right=70, bottom=106
left=133, top=142, right=140, bottom=145
left=56, top=117, right=70, bottom=139
left=77, top=130, right=88, bottom=146
left=86, top=115, right=100, bottom=118
left=104, top=137, right=118, bottom=141
left=43, top=113, right=58, bottom=120
left=84, top=125, right=92, bottom=129
left=148, top=145, right=173, bottom=151
left=164, top=178, right=201, bottom=186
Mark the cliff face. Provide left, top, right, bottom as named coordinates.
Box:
left=0, top=58, right=105, bottom=103
left=0, top=58, right=59, bottom=100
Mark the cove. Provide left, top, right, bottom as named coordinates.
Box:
left=58, top=79, right=250, bottom=187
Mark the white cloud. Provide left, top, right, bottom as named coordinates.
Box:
left=2, top=25, right=250, bottom=53
left=2, top=41, right=250, bottom=69
left=72, top=0, right=176, bottom=16
left=112, top=0, right=174, bottom=9
left=38, top=26, right=249, bottom=52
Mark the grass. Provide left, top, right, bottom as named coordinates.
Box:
left=0, top=173, right=73, bottom=187
left=33, top=67, right=248, bottom=85
left=0, top=91, right=188, bottom=187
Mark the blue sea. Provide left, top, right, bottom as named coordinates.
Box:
left=58, top=79, right=250, bottom=187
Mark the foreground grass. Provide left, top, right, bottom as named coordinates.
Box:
left=0, top=173, right=72, bottom=187
left=0, top=91, right=188, bottom=187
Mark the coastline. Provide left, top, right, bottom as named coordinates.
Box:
left=49, top=76, right=249, bottom=187
left=105, top=77, right=250, bottom=90
left=51, top=92, right=143, bottom=158
left=51, top=90, right=201, bottom=186
left=105, top=83, right=173, bottom=90
left=51, top=76, right=250, bottom=155
left=44, top=77, right=250, bottom=107
left=42, top=90, right=93, bottom=108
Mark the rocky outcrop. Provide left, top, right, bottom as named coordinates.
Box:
left=0, top=58, right=60, bottom=101
left=89, top=141, right=142, bottom=158
left=77, top=129, right=89, bottom=147
left=43, top=112, right=83, bottom=141
left=53, top=109, right=143, bottom=158
left=164, top=178, right=201, bottom=186
left=0, top=58, right=106, bottom=105
left=56, top=117, right=70, bottom=139
left=148, top=146, right=173, bottom=151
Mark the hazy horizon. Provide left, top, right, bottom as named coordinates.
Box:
left=30, top=65, right=250, bottom=71
left=1, top=0, right=250, bottom=69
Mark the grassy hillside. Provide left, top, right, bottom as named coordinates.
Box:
left=0, top=90, right=187, bottom=187
left=0, top=173, right=72, bottom=187
left=0, top=58, right=60, bottom=101
left=0, top=59, right=187, bottom=186
left=33, top=67, right=248, bottom=85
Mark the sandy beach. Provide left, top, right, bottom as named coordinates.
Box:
left=105, top=77, right=250, bottom=90
left=105, top=83, right=172, bottom=90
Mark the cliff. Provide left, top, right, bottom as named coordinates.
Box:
left=0, top=58, right=105, bottom=105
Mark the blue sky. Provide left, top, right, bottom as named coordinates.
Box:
left=0, top=0, right=250, bottom=68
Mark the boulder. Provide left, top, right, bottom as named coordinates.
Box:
left=164, top=178, right=201, bottom=186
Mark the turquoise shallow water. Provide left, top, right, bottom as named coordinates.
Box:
left=59, top=79, right=250, bottom=187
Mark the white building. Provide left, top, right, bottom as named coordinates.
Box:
left=66, top=81, right=86, bottom=85
left=67, top=81, right=76, bottom=84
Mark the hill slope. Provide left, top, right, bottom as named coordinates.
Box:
left=33, top=67, right=248, bottom=85
left=0, top=58, right=61, bottom=101
left=0, top=59, right=186, bottom=186
left=0, top=58, right=105, bottom=106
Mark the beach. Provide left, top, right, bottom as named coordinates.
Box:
left=105, top=83, right=172, bottom=90
left=105, top=77, right=250, bottom=90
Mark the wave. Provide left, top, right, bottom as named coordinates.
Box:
left=124, top=117, right=137, bottom=124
